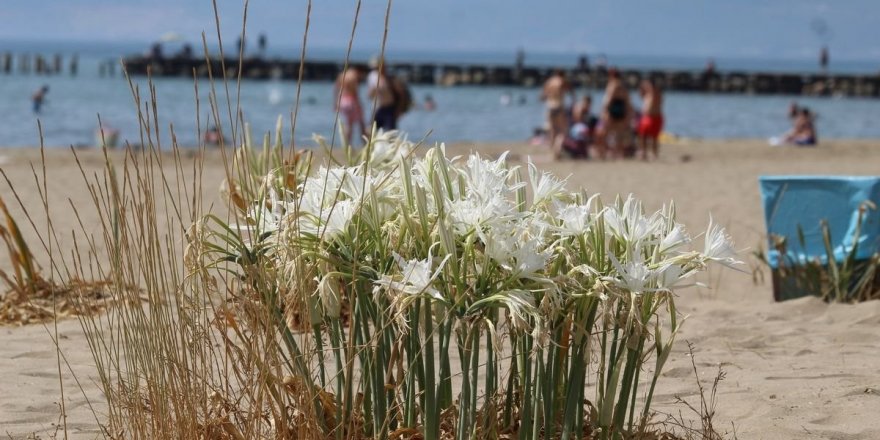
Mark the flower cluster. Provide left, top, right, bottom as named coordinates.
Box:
left=241, top=131, right=740, bottom=333
left=205, top=129, right=742, bottom=438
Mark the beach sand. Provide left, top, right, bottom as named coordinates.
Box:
left=1, top=139, right=880, bottom=439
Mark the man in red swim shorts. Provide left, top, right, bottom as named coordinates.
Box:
left=637, top=79, right=664, bottom=160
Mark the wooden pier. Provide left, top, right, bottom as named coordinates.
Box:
left=3, top=51, right=877, bottom=97
left=119, top=55, right=880, bottom=97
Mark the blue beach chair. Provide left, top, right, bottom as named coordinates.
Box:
left=759, top=176, right=880, bottom=301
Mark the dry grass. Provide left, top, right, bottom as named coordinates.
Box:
left=0, top=193, right=118, bottom=326
left=0, top=278, right=114, bottom=326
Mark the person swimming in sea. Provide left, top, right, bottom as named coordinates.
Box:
left=32, top=85, right=49, bottom=114
left=423, top=94, right=436, bottom=111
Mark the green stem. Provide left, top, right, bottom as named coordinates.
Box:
left=423, top=299, right=439, bottom=440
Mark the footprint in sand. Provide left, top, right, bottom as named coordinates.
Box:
left=11, top=350, right=55, bottom=360
left=661, top=366, right=694, bottom=378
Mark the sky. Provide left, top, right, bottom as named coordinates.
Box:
left=0, top=0, right=877, bottom=61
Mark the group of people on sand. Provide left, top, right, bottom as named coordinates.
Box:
left=333, top=57, right=413, bottom=146
left=770, top=102, right=818, bottom=146
left=541, top=68, right=664, bottom=161
left=786, top=102, right=818, bottom=145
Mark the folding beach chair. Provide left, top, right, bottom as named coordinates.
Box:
left=759, top=176, right=880, bottom=301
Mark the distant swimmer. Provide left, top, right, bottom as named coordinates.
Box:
left=204, top=125, right=224, bottom=146
left=268, top=86, right=283, bottom=105
left=637, top=78, right=664, bottom=160
left=32, top=85, right=49, bottom=114
left=96, top=123, right=120, bottom=148
left=423, top=94, right=436, bottom=111
left=334, top=66, right=367, bottom=146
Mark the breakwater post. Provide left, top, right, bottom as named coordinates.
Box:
left=1, top=53, right=11, bottom=74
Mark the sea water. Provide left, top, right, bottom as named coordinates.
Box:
left=1, top=43, right=880, bottom=148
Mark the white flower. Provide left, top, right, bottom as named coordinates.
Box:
left=654, top=263, right=693, bottom=291
left=459, top=152, right=524, bottom=204
left=555, top=198, right=597, bottom=237
left=240, top=184, right=288, bottom=239
left=604, top=195, right=655, bottom=244
left=607, top=252, right=653, bottom=293
left=322, top=200, right=356, bottom=239
left=374, top=251, right=450, bottom=301
left=658, top=223, right=691, bottom=254
left=510, top=237, right=551, bottom=278
left=368, top=130, right=411, bottom=168
left=448, top=192, right=519, bottom=236
left=528, top=159, right=568, bottom=206
left=703, top=217, right=741, bottom=267
left=483, top=227, right=517, bottom=264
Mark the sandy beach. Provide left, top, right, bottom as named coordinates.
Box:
left=2, top=139, right=880, bottom=439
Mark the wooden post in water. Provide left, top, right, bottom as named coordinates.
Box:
left=19, top=54, right=30, bottom=74
left=35, top=55, right=46, bottom=74
left=2, top=53, right=11, bottom=74
left=53, top=54, right=62, bottom=74
left=69, top=55, right=78, bottom=76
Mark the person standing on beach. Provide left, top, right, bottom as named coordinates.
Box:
left=541, top=69, right=572, bottom=157
left=334, top=66, right=367, bottom=146
left=819, top=46, right=829, bottom=72
left=598, top=68, right=633, bottom=159
left=637, top=79, right=664, bottom=161
left=258, top=33, right=268, bottom=58
left=367, top=57, right=397, bottom=132
left=31, top=85, right=49, bottom=114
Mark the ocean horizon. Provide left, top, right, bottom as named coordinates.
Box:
left=2, top=38, right=879, bottom=75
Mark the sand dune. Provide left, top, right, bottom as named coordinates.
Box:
left=1, top=139, right=879, bottom=439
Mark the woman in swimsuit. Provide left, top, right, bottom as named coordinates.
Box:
left=598, top=68, right=633, bottom=159
left=334, top=67, right=367, bottom=146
